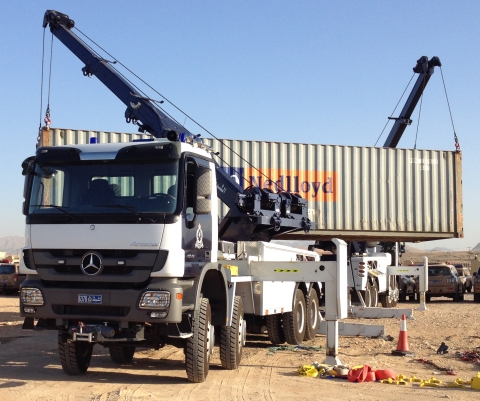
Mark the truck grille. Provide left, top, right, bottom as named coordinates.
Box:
left=53, top=265, right=135, bottom=275
left=52, top=305, right=130, bottom=317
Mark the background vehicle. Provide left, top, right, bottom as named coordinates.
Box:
left=474, top=267, right=480, bottom=302
left=418, top=263, right=464, bottom=302
left=454, top=264, right=472, bottom=293
left=399, top=275, right=417, bottom=302
left=0, top=263, right=25, bottom=295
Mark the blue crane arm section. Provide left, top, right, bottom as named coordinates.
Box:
left=383, top=56, right=441, bottom=148
left=43, top=10, right=192, bottom=139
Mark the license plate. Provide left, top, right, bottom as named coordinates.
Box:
left=429, top=280, right=441, bottom=285
left=1, top=278, right=8, bottom=283
left=78, top=294, right=102, bottom=304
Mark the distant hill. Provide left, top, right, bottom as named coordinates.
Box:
left=0, top=236, right=25, bottom=255
left=404, top=244, right=422, bottom=253
left=405, top=244, right=459, bottom=253
left=428, top=247, right=454, bottom=252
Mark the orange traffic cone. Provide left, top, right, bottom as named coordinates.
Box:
left=391, top=314, right=415, bottom=357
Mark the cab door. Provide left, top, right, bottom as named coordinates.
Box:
left=182, top=156, right=213, bottom=277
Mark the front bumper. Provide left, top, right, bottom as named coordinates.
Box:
left=19, top=276, right=185, bottom=324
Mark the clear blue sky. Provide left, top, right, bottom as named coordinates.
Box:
left=1, top=1, right=478, bottom=251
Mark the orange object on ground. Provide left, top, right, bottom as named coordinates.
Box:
left=348, top=365, right=376, bottom=382
left=392, top=314, right=415, bottom=357
left=375, top=369, right=395, bottom=380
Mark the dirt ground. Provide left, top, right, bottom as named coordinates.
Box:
left=1, top=290, right=479, bottom=401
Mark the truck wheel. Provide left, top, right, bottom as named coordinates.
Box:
left=380, top=277, right=399, bottom=308
left=453, top=290, right=463, bottom=302
left=365, top=280, right=378, bottom=307
left=282, top=289, right=307, bottom=345
left=474, top=293, right=480, bottom=303
left=109, top=346, right=135, bottom=364
left=186, top=298, right=213, bottom=383
left=58, top=338, right=93, bottom=375
left=220, top=296, right=245, bottom=370
left=304, top=287, right=320, bottom=341
left=265, top=314, right=285, bottom=345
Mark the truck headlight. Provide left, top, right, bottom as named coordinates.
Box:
left=139, top=291, right=170, bottom=309
left=21, top=288, right=44, bottom=305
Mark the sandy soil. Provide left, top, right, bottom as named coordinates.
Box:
left=1, top=290, right=479, bottom=401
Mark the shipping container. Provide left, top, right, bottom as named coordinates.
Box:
left=43, top=128, right=463, bottom=242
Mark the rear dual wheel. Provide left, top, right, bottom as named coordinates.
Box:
left=304, top=287, right=320, bottom=341
left=365, top=280, right=379, bottom=307
left=220, top=296, right=245, bottom=370
left=380, top=277, right=399, bottom=308
left=265, top=313, right=285, bottom=345
left=282, top=289, right=307, bottom=345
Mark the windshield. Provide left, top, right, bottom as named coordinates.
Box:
left=28, top=160, right=179, bottom=215
left=429, top=267, right=453, bottom=276
left=0, top=265, right=15, bottom=274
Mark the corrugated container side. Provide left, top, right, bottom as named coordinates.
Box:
left=43, top=129, right=463, bottom=241
left=204, top=138, right=462, bottom=241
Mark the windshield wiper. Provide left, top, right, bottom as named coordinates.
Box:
left=95, top=204, right=157, bottom=223
left=32, top=205, right=83, bottom=223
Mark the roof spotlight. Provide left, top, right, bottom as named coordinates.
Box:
left=166, top=130, right=179, bottom=142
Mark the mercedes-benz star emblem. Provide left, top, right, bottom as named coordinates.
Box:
left=80, top=252, right=103, bottom=276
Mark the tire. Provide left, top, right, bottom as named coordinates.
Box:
left=365, top=280, right=379, bottom=307
left=186, top=298, right=213, bottom=383
left=408, top=294, right=415, bottom=302
left=304, top=287, right=320, bottom=341
left=467, top=283, right=472, bottom=293
left=426, top=294, right=431, bottom=302
left=474, top=293, right=480, bottom=303
left=282, top=289, right=307, bottom=345
left=265, top=314, right=285, bottom=345
left=380, top=277, right=399, bottom=308
left=58, top=337, right=93, bottom=375
left=109, top=345, right=135, bottom=364
left=453, top=289, right=463, bottom=302
left=220, top=296, right=245, bottom=370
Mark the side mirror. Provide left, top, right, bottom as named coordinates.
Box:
left=21, top=156, right=35, bottom=176
left=195, top=198, right=211, bottom=215
left=194, top=167, right=212, bottom=215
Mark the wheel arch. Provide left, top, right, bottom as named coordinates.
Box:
left=183, top=263, right=229, bottom=327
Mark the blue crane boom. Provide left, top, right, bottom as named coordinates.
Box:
left=383, top=56, right=441, bottom=148
left=43, top=10, right=192, bottom=139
